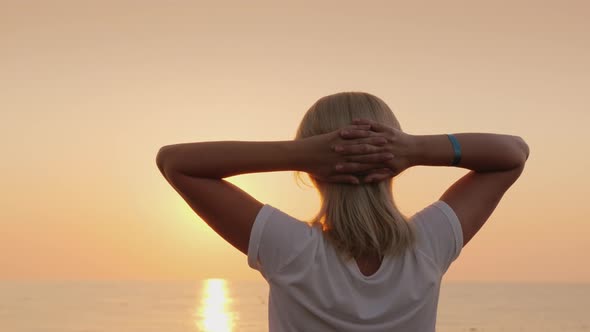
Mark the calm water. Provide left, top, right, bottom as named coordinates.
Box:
left=0, top=280, right=588, bottom=331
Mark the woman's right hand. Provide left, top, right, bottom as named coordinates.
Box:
left=333, top=118, right=417, bottom=183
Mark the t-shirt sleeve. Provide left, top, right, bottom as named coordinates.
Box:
left=247, top=204, right=314, bottom=280
left=411, top=200, right=464, bottom=274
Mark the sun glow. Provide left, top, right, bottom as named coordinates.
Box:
left=197, top=279, right=234, bottom=332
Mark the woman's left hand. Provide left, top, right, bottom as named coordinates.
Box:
left=299, top=124, right=394, bottom=184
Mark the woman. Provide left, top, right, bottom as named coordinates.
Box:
left=156, top=91, right=529, bottom=331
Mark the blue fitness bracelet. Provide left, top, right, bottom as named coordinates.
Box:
left=446, top=134, right=462, bottom=166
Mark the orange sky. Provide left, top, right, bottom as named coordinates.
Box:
left=1, top=0, right=588, bottom=282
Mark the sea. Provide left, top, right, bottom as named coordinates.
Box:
left=0, top=280, right=588, bottom=331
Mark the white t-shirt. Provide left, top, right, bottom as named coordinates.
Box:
left=247, top=200, right=463, bottom=332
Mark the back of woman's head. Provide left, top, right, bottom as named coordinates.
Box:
left=294, top=91, right=416, bottom=260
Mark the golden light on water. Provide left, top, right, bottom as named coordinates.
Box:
left=197, top=279, right=234, bottom=332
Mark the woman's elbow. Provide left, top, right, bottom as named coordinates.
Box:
left=156, top=146, right=173, bottom=174
left=516, top=136, right=530, bottom=165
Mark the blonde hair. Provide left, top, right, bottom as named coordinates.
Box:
left=294, top=91, right=416, bottom=260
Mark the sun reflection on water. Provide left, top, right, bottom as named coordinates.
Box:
left=197, top=278, right=234, bottom=332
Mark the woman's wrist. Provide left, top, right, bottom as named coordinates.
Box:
left=290, top=138, right=317, bottom=172
left=409, top=134, right=455, bottom=167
